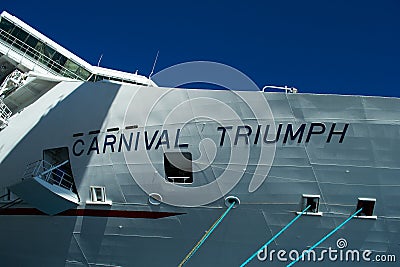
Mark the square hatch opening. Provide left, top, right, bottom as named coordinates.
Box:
left=356, top=198, right=377, bottom=219
left=164, top=152, right=193, bottom=184
left=298, top=194, right=322, bottom=216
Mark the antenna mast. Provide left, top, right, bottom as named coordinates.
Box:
left=149, top=50, right=159, bottom=79
left=97, top=54, right=103, bottom=67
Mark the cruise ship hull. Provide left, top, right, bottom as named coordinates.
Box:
left=0, top=81, right=399, bottom=266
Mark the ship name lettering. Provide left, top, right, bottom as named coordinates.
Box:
left=72, top=123, right=349, bottom=157
left=217, top=122, right=349, bottom=146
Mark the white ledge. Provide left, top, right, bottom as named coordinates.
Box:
left=85, top=200, right=112, bottom=206
left=296, top=211, right=323, bottom=216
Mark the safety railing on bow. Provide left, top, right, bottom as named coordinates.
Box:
left=0, top=98, right=12, bottom=128
left=23, top=160, right=74, bottom=191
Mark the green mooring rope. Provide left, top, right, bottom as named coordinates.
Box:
left=179, top=201, right=236, bottom=266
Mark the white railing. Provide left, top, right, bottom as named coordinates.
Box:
left=0, top=28, right=85, bottom=81
left=23, top=160, right=74, bottom=191
left=0, top=98, right=11, bottom=128
left=263, top=85, right=298, bottom=94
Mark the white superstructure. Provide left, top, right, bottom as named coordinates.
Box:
left=0, top=11, right=154, bottom=86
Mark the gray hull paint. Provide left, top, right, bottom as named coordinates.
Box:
left=0, top=82, right=399, bottom=266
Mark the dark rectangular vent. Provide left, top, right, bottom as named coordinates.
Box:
left=164, top=152, right=193, bottom=184
left=356, top=198, right=376, bottom=217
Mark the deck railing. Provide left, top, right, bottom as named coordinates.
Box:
left=23, top=160, right=74, bottom=191
left=0, top=98, right=11, bottom=127
left=0, top=28, right=86, bottom=81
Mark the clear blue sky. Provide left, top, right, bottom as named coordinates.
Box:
left=2, top=0, right=399, bottom=97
